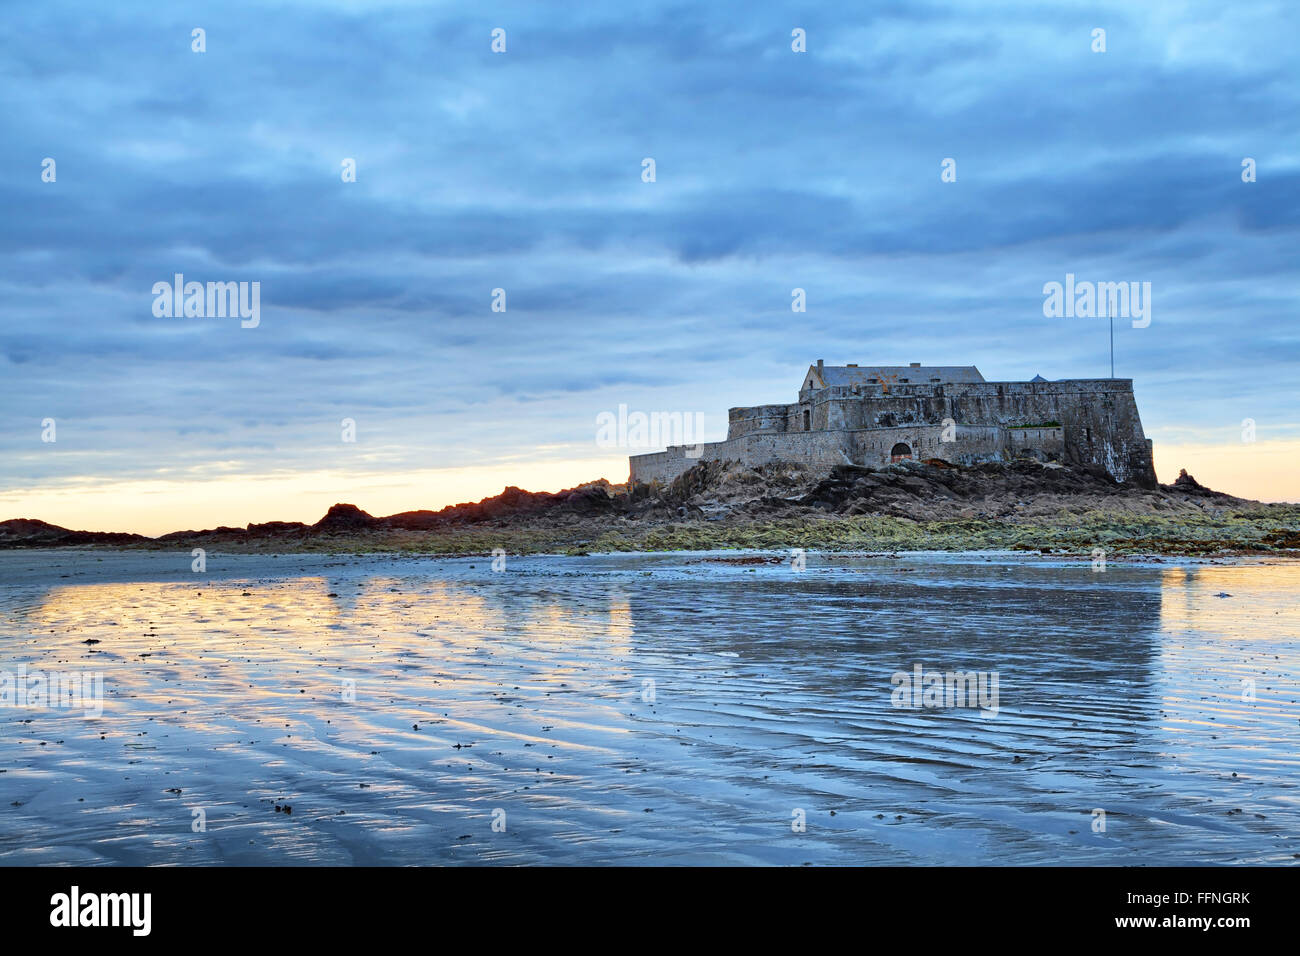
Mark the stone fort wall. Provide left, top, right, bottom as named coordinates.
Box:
left=628, top=424, right=1066, bottom=485
left=629, top=378, right=1153, bottom=487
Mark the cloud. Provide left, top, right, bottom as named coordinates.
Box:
left=1, top=0, right=1297, bottom=506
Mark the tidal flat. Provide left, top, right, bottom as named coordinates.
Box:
left=1, top=549, right=1297, bottom=865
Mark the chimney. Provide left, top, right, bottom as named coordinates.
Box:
left=846, top=363, right=858, bottom=367
left=910, top=362, right=921, bottom=367
left=817, top=359, right=824, bottom=372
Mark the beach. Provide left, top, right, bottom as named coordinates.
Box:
left=1, top=549, right=1297, bottom=865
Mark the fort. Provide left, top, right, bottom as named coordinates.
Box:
left=628, top=361, right=1157, bottom=487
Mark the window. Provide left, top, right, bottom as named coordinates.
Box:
left=803, top=410, right=811, bottom=431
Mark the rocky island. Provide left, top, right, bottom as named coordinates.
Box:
left=4, top=458, right=1297, bottom=557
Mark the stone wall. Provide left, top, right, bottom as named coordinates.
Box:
left=727, top=404, right=793, bottom=437
left=629, top=430, right=858, bottom=484
left=719, top=378, right=1154, bottom=486
left=1006, top=426, right=1065, bottom=461
left=632, top=378, right=1152, bottom=486
left=628, top=423, right=1070, bottom=484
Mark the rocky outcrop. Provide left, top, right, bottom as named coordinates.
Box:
left=0, top=518, right=148, bottom=548
left=632, top=457, right=1246, bottom=523
left=0, top=462, right=1275, bottom=550
left=314, top=503, right=378, bottom=532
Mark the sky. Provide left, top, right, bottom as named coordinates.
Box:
left=1, top=0, right=1297, bottom=535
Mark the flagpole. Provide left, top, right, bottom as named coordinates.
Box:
left=1109, top=314, right=1114, bottom=378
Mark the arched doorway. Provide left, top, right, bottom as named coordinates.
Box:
left=890, top=442, right=912, bottom=462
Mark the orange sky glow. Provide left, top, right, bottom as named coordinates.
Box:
left=1, top=442, right=1295, bottom=538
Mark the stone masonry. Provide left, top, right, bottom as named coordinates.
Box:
left=628, top=361, right=1156, bottom=487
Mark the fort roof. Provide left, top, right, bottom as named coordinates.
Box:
left=806, top=362, right=985, bottom=388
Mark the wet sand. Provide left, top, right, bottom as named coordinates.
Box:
left=1, top=549, right=1297, bottom=865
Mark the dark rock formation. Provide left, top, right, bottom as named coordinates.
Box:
left=313, top=503, right=378, bottom=532
left=0, top=462, right=1262, bottom=549
left=0, top=518, right=147, bottom=548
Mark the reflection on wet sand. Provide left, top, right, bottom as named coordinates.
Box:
left=0, top=550, right=1296, bottom=865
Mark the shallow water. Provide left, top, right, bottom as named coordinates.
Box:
left=1, top=549, right=1297, bottom=865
